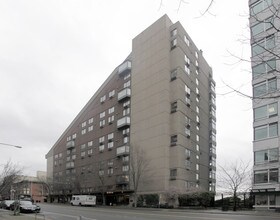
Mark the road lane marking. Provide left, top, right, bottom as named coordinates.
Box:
left=43, top=211, right=97, bottom=220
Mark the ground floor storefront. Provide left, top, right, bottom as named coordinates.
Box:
left=252, top=190, right=280, bottom=210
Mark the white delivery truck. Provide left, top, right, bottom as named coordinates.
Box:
left=70, top=195, right=96, bottom=206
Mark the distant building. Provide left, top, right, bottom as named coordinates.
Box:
left=249, top=0, right=280, bottom=209
left=12, top=171, right=48, bottom=203
left=46, top=14, right=216, bottom=205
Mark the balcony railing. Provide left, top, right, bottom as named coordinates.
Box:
left=116, top=175, right=129, bottom=184
left=66, top=161, right=75, bottom=169
left=118, top=88, right=131, bottom=101
left=66, top=140, right=75, bottom=149
left=118, top=61, right=131, bottom=75
left=116, top=145, right=130, bottom=157
left=117, top=116, right=130, bottom=129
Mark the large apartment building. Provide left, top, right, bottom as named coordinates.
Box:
left=46, top=15, right=216, bottom=205
left=249, top=0, right=280, bottom=209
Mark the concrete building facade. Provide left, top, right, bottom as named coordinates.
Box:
left=46, top=15, right=216, bottom=205
left=249, top=0, right=280, bottom=209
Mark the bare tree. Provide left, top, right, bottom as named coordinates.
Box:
left=130, top=147, right=150, bottom=207
left=98, top=172, right=106, bottom=205
left=224, top=2, right=280, bottom=100
left=158, top=0, right=215, bottom=15
left=218, top=160, right=252, bottom=211
left=0, top=160, right=22, bottom=199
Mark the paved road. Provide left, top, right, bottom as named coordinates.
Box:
left=37, top=203, right=280, bottom=220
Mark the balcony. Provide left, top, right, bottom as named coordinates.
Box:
left=116, top=145, right=130, bottom=157
left=118, top=88, right=131, bottom=101
left=118, top=61, right=132, bottom=76
left=66, top=161, right=74, bottom=169
left=66, top=140, right=75, bottom=149
left=117, top=116, right=130, bottom=129
left=116, top=175, right=129, bottom=185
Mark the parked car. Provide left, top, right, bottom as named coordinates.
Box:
left=10, top=200, right=40, bottom=213
left=0, top=200, right=14, bottom=209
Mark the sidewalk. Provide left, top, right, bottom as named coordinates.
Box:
left=0, top=210, right=44, bottom=220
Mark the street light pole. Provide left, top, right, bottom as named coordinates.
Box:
left=0, top=142, right=22, bottom=148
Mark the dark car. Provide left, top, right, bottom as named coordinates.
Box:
left=0, top=200, right=14, bottom=209
left=10, top=200, right=40, bottom=213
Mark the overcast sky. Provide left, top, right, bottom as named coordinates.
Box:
left=0, top=0, right=252, bottom=177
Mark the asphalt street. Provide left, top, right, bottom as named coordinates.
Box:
left=36, top=203, right=280, bottom=220
left=1, top=204, right=280, bottom=220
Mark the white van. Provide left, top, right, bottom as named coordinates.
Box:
left=70, top=195, right=96, bottom=206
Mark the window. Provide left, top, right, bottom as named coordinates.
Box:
left=124, top=136, right=129, bottom=144
left=122, top=165, right=129, bottom=172
left=185, top=85, right=191, bottom=96
left=108, top=142, right=114, bottom=149
left=123, top=108, right=130, bottom=116
left=99, top=145, right=104, bottom=152
left=185, top=65, right=190, bottom=75
left=210, top=94, right=216, bottom=105
left=185, top=127, right=190, bottom=137
left=81, top=121, right=86, bottom=128
left=251, top=17, right=273, bottom=37
left=171, top=69, right=177, bottom=81
left=99, top=136, right=105, bottom=144
left=100, top=95, right=106, bottom=103
left=72, top=133, right=77, bottom=139
left=186, top=97, right=190, bottom=107
left=108, top=168, right=114, bottom=176
left=254, top=169, right=279, bottom=183
left=108, top=115, right=114, bottom=124
left=184, top=35, right=190, bottom=46
left=250, top=0, right=272, bottom=15
left=185, top=55, right=190, bottom=65
left=196, top=115, right=200, bottom=123
left=185, top=149, right=191, bottom=158
left=124, top=74, right=131, bottom=80
left=88, top=117, right=94, bottom=124
left=171, top=101, right=177, bottom=113
left=254, top=123, right=278, bottom=140
left=99, top=119, right=105, bottom=127
left=108, top=133, right=114, bottom=141
left=124, top=80, right=131, bottom=88
left=108, top=107, right=114, bottom=114
left=123, top=156, right=129, bottom=162
left=254, top=102, right=278, bottom=120
left=196, top=106, right=199, bottom=114
left=253, top=78, right=277, bottom=97
left=195, top=51, right=198, bottom=59
left=108, top=160, right=114, bottom=167
left=252, top=58, right=276, bottom=79
left=185, top=160, right=191, bottom=169
left=88, top=141, right=93, bottom=147
left=123, top=100, right=130, bottom=108
left=81, top=151, right=86, bottom=158
left=123, top=128, right=130, bottom=136
left=100, top=111, right=105, bottom=118
left=81, top=144, right=86, bottom=150
left=170, top=135, right=177, bottom=146
left=170, top=169, right=177, bottom=179
left=254, top=148, right=279, bottom=164
left=88, top=149, right=93, bottom=156
left=252, top=35, right=275, bottom=56
left=109, top=90, right=115, bottom=98
left=81, top=129, right=86, bottom=135
left=171, top=38, right=177, bottom=49
left=171, top=28, right=177, bottom=37
left=196, top=78, right=199, bottom=86
left=88, top=125, right=93, bottom=132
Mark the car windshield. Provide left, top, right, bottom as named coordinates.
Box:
left=20, top=201, right=33, bottom=205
